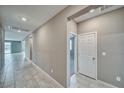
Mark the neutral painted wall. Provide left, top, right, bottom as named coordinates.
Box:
left=77, top=7, right=124, bottom=87
left=32, top=5, right=87, bottom=87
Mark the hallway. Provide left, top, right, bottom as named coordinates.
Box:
left=0, top=53, right=116, bottom=88
left=0, top=5, right=124, bottom=88
left=0, top=53, right=63, bottom=88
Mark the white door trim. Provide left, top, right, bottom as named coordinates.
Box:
left=78, top=31, right=97, bottom=80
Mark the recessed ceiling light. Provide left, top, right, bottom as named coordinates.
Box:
left=21, top=17, right=27, bottom=21
left=89, top=9, right=95, bottom=13
left=18, top=30, right=21, bottom=32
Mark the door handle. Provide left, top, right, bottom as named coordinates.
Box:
left=92, top=57, right=96, bottom=60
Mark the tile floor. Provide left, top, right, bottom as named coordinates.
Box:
left=0, top=53, right=115, bottom=88
left=70, top=74, right=115, bottom=88
left=0, top=53, right=63, bottom=88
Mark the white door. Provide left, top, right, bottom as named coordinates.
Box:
left=78, top=32, right=97, bottom=79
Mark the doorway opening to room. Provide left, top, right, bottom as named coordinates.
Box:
left=4, top=42, right=11, bottom=54
left=24, top=35, right=33, bottom=62
left=67, top=31, right=97, bottom=88
left=69, top=33, right=77, bottom=77
left=29, top=36, right=33, bottom=61
left=67, top=32, right=78, bottom=87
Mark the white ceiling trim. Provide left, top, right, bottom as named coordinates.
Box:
left=74, top=5, right=124, bottom=23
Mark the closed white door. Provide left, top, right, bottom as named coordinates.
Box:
left=78, top=32, right=97, bottom=79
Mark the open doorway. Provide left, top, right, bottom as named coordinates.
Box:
left=25, top=35, right=33, bottom=62
left=67, top=21, right=98, bottom=87
left=67, top=32, right=77, bottom=87
left=4, top=42, right=11, bottom=54
left=70, top=34, right=75, bottom=77
left=29, top=37, right=33, bottom=61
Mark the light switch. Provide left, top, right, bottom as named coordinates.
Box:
left=51, top=69, right=53, bottom=73
left=116, top=76, right=121, bottom=81
left=102, top=52, right=106, bottom=56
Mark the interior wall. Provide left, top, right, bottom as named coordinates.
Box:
left=32, top=5, right=87, bottom=87
left=77, top=7, right=124, bottom=87
left=0, top=26, right=4, bottom=70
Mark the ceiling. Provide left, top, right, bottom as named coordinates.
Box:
left=0, top=5, right=67, bottom=41
left=74, top=5, right=123, bottom=23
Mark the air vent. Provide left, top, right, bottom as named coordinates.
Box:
left=11, top=26, right=29, bottom=32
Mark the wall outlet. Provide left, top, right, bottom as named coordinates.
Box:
left=51, top=69, right=53, bottom=73
left=116, top=76, right=121, bottom=81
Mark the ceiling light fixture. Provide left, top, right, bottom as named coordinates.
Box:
left=21, top=17, right=27, bottom=21
left=18, top=29, right=21, bottom=32
left=89, top=9, right=95, bottom=13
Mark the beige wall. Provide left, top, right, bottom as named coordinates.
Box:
left=78, top=7, right=124, bottom=87
left=32, top=5, right=87, bottom=87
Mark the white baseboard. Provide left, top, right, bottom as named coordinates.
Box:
left=77, top=73, right=118, bottom=88
left=97, top=80, right=118, bottom=88
left=25, top=57, right=64, bottom=88
left=25, top=57, right=117, bottom=88
left=25, top=56, right=32, bottom=63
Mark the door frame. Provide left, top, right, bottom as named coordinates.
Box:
left=78, top=31, right=97, bottom=80
left=29, top=36, right=33, bottom=61
left=67, top=32, right=78, bottom=87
